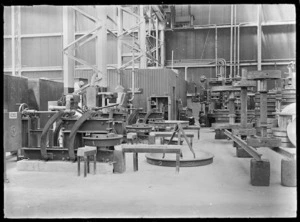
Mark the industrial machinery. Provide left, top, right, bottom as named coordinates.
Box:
left=12, top=77, right=135, bottom=172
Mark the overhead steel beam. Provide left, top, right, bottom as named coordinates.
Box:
left=64, top=24, right=102, bottom=51
left=71, top=6, right=97, bottom=22
left=152, top=5, right=165, bottom=22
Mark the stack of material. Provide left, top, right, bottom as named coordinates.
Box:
left=235, top=110, right=255, bottom=123
left=267, top=118, right=278, bottom=137
left=255, top=90, right=277, bottom=136
left=255, top=90, right=276, bottom=121
left=277, top=88, right=296, bottom=110
left=212, top=109, right=229, bottom=123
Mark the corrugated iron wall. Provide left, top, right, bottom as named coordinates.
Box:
left=21, top=6, right=63, bottom=33
left=166, top=25, right=295, bottom=62
left=178, top=4, right=295, bottom=25
left=107, top=68, right=187, bottom=112
left=3, top=5, right=295, bottom=88
left=4, top=75, right=29, bottom=112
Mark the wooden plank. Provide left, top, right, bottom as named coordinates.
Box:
left=151, top=132, right=194, bottom=137
left=123, top=147, right=181, bottom=153
left=246, top=70, right=281, bottom=80
left=247, top=137, right=281, bottom=148
left=232, top=128, right=256, bottom=136
left=122, top=144, right=181, bottom=152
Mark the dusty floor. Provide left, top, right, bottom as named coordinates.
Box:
left=4, top=128, right=297, bottom=218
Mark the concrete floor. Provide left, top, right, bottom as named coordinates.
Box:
left=4, top=128, right=297, bottom=218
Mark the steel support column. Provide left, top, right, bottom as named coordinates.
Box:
left=11, top=6, right=15, bottom=76
left=257, top=5, right=262, bottom=71
left=96, top=6, right=107, bottom=87
left=17, top=6, right=21, bottom=76
left=156, top=17, right=159, bottom=67
left=117, top=6, right=123, bottom=69
left=160, top=28, right=165, bottom=67
left=139, top=5, right=147, bottom=68
left=63, top=6, right=75, bottom=94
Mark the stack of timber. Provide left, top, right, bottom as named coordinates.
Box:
left=254, top=90, right=277, bottom=120
left=212, top=109, right=229, bottom=123
left=276, top=88, right=296, bottom=111
left=235, top=110, right=255, bottom=123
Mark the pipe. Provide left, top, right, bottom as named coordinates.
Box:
left=23, top=109, right=60, bottom=114
left=129, top=40, right=135, bottom=102
left=237, top=23, right=241, bottom=77
left=215, top=25, right=218, bottom=77
left=92, top=103, right=120, bottom=110
left=229, top=5, right=233, bottom=79
left=233, top=5, right=237, bottom=78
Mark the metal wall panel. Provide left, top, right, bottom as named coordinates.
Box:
left=75, top=33, right=118, bottom=65
left=21, top=6, right=63, bottom=34
left=175, top=70, right=187, bottom=107
left=166, top=29, right=216, bottom=60
left=107, top=68, right=186, bottom=113
left=4, top=74, right=28, bottom=112
left=4, top=39, right=12, bottom=68
left=27, top=79, right=40, bottom=110
left=75, top=6, right=97, bottom=33
left=195, top=29, right=215, bottom=59
left=166, top=25, right=295, bottom=62
left=75, top=36, right=96, bottom=66
left=26, top=79, right=64, bottom=127
left=21, top=37, right=63, bottom=67
left=216, top=28, right=231, bottom=61
left=189, top=4, right=295, bottom=26
left=262, top=25, right=296, bottom=60
left=107, top=34, right=118, bottom=64
left=4, top=7, right=11, bottom=35
left=75, top=6, right=136, bottom=32
left=187, top=67, right=217, bottom=82
left=39, top=79, right=64, bottom=110
left=240, top=27, right=257, bottom=61
left=262, top=5, right=295, bottom=22
left=75, top=69, right=94, bottom=82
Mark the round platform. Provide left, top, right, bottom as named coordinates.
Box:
left=145, top=150, right=214, bottom=167
left=83, top=134, right=123, bottom=146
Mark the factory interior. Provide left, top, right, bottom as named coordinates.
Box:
left=3, top=4, right=297, bottom=218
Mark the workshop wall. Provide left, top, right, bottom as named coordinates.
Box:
left=4, top=75, right=29, bottom=112
left=107, top=68, right=187, bottom=113
left=27, top=79, right=64, bottom=127
left=3, top=5, right=295, bottom=84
